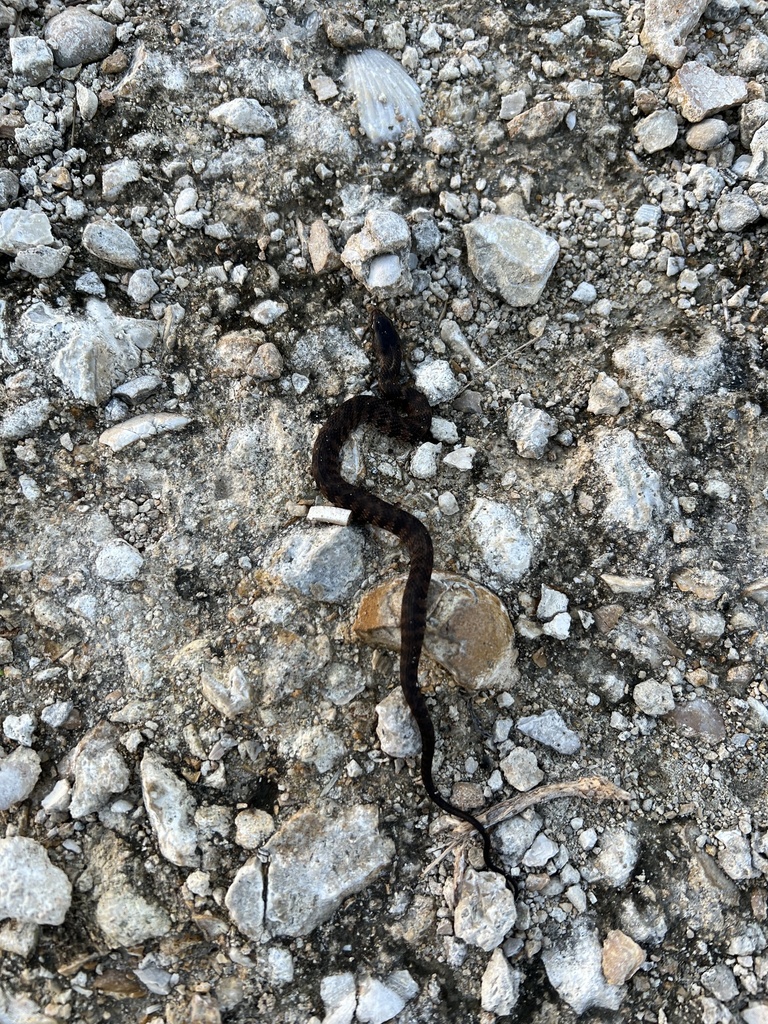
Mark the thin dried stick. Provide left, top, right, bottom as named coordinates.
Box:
left=423, top=775, right=632, bottom=877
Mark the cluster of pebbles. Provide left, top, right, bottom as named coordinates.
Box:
left=1, top=0, right=768, bottom=1021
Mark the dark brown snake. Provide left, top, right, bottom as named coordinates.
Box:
left=312, top=309, right=506, bottom=881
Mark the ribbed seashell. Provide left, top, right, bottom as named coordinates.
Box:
left=344, top=49, right=422, bottom=144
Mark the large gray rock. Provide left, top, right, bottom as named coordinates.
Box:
left=45, top=6, right=116, bottom=68
left=264, top=805, right=394, bottom=937
left=463, top=215, right=559, bottom=307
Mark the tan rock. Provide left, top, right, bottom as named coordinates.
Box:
left=308, top=219, right=341, bottom=274
left=506, top=100, right=569, bottom=142
left=354, top=571, right=517, bottom=691
left=602, top=928, right=645, bottom=986
left=668, top=63, right=748, bottom=124
left=672, top=568, right=729, bottom=601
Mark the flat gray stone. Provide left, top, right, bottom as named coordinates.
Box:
left=96, top=887, right=171, bottom=948
left=0, top=209, right=53, bottom=254
left=634, top=109, right=678, bottom=153
left=209, top=97, right=277, bottom=136
left=67, top=721, right=130, bottom=818
left=13, top=245, right=70, bottom=278
left=0, top=398, right=52, bottom=441
left=517, top=709, right=580, bottom=754
left=141, top=752, right=200, bottom=867
left=82, top=219, right=141, bottom=269
left=0, top=747, right=42, bottom=810
left=592, top=429, right=663, bottom=532
left=14, top=123, right=62, bottom=157
left=639, top=0, right=709, bottom=68
left=542, top=919, right=624, bottom=1013
left=468, top=498, right=534, bottom=583
left=463, top=215, right=560, bottom=307
left=454, top=867, right=517, bottom=951
left=716, top=192, right=761, bottom=232
left=669, top=62, right=748, bottom=123
left=270, top=526, right=365, bottom=605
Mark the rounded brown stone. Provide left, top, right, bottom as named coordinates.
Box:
left=354, top=571, right=517, bottom=691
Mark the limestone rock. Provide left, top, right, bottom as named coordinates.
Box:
left=639, top=0, right=710, bottom=68
left=668, top=62, right=748, bottom=124
left=463, top=215, right=560, bottom=307
left=0, top=837, right=71, bottom=925
left=264, top=805, right=394, bottom=937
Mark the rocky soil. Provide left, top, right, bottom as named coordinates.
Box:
left=1, top=0, right=768, bottom=1021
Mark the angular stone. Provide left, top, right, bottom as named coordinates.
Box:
left=542, top=919, right=624, bottom=1013
left=668, top=62, right=748, bottom=124
left=10, top=37, right=54, bottom=85
left=82, top=219, right=141, bottom=269
left=0, top=747, right=41, bottom=810
left=14, top=123, right=62, bottom=157
left=270, top=526, right=365, bottom=605
left=506, top=101, right=569, bottom=142
left=633, top=679, right=675, bottom=716
left=639, top=0, right=710, bottom=69
left=602, top=929, right=645, bottom=986
left=463, top=215, right=559, bottom=307
left=454, top=867, right=516, bottom=951
left=507, top=401, right=558, bottom=459
left=481, top=948, right=521, bottom=1015
left=517, top=709, right=580, bottom=754
left=612, top=327, right=722, bottom=413
left=141, top=752, right=199, bottom=867
left=0, top=838, right=71, bottom=926
left=67, top=721, right=130, bottom=818
left=13, top=244, right=70, bottom=278
left=0, top=209, right=53, bottom=255
left=96, top=887, right=171, bottom=948
left=592, top=429, right=663, bottom=531
left=716, top=192, right=761, bottom=232
left=468, top=499, right=534, bottom=584
left=225, top=858, right=265, bottom=940
left=0, top=398, right=53, bottom=441
left=308, top=219, right=341, bottom=274
left=209, top=97, right=277, bottom=136
left=634, top=108, right=678, bottom=153
left=375, top=688, right=421, bottom=758
left=264, top=805, right=394, bottom=936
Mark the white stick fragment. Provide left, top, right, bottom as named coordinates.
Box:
left=307, top=505, right=352, bottom=527
left=99, top=413, right=193, bottom=452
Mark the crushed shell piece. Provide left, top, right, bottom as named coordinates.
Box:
left=99, top=413, right=192, bottom=452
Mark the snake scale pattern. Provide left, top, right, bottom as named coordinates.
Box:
left=312, top=309, right=504, bottom=879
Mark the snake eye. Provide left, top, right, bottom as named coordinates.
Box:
left=372, top=310, right=402, bottom=374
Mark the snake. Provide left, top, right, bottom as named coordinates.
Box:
left=311, top=309, right=506, bottom=880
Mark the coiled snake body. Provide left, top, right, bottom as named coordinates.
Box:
left=312, top=310, right=502, bottom=878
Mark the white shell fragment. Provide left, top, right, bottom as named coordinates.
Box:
left=99, top=413, right=192, bottom=452
left=307, top=504, right=352, bottom=527
left=344, top=49, right=422, bottom=144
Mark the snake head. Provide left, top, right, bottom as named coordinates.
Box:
left=370, top=309, right=403, bottom=390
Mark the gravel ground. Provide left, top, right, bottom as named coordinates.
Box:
left=1, top=0, right=768, bottom=1021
